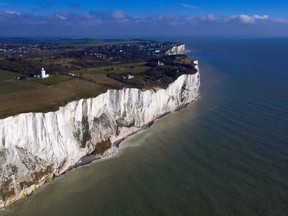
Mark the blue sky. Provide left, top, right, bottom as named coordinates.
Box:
left=1, top=0, right=288, bottom=38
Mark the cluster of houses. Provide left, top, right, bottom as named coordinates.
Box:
left=83, top=41, right=179, bottom=62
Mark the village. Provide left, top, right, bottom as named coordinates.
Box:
left=0, top=39, right=182, bottom=76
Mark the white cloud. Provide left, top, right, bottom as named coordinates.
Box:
left=56, top=14, right=67, bottom=20
left=253, top=15, right=269, bottom=20
left=235, top=14, right=253, bottom=24
left=5, top=10, right=21, bottom=15
left=231, top=14, right=269, bottom=24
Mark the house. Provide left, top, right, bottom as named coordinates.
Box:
left=158, top=60, right=164, bottom=66
left=121, top=74, right=134, bottom=80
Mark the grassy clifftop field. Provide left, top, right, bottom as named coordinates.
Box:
left=0, top=39, right=197, bottom=118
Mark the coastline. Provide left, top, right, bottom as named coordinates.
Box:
left=60, top=101, right=196, bottom=176
left=0, top=97, right=198, bottom=211
left=0, top=71, right=200, bottom=209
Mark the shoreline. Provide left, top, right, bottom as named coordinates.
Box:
left=60, top=102, right=193, bottom=176
left=0, top=103, right=181, bottom=210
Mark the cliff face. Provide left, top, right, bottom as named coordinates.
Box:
left=165, top=44, right=186, bottom=55
left=0, top=66, right=200, bottom=207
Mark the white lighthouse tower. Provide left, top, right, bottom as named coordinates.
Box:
left=41, top=68, right=49, bottom=79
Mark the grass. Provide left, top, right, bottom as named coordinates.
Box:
left=125, top=65, right=150, bottom=74
left=0, top=81, right=34, bottom=95
left=125, top=74, right=146, bottom=87
left=71, top=62, right=149, bottom=75
left=0, top=70, right=35, bottom=95
left=83, top=74, right=124, bottom=88
left=0, top=70, right=19, bottom=81
left=0, top=79, right=109, bottom=119
left=31, top=75, right=73, bottom=86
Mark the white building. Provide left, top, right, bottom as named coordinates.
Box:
left=41, top=68, right=49, bottom=79
left=158, top=60, right=164, bottom=66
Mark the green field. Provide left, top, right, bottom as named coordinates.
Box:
left=71, top=62, right=150, bottom=75
left=0, top=62, right=149, bottom=118
left=0, top=81, right=34, bottom=95
left=0, top=78, right=109, bottom=118
left=0, top=70, right=35, bottom=94
left=31, top=75, right=73, bottom=86
left=0, top=70, right=19, bottom=81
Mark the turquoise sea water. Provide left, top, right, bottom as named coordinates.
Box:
left=1, top=38, right=288, bottom=216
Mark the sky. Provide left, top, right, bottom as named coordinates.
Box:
left=1, top=0, right=288, bottom=38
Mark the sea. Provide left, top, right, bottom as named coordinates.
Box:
left=1, top=38, right=288, bottom=216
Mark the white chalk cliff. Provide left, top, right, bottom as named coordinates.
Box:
left=0, top=63, right=200, bottom=207
left=166, top=44, right=186, bottom=55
